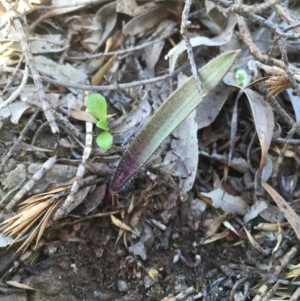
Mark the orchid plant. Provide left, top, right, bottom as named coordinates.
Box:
left=107, top=50, right=239, bottom=199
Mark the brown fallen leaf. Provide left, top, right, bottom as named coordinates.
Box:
left=262, top=181, right=300, bottom=241
left=243, top=89, right=274, bottom=173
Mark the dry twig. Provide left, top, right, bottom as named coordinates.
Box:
left=4, top=156, right=57, bottom=213
left=0, top=109, right=41, bottom=173
left=0, top=0, right=59, bottom=134
left=181, top=0, right=205, bottom=96
left=52, top=92, right=93, bottom=221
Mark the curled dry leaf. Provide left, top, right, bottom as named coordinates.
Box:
left=200, top=231, right=230, bottom=245
left=262, top=181, right=300, bottom=241
left=243, top=88, right=274, bottom=172
left=123, top=4, right=169, bottom=35
left=111, top=215, right=140, bottom=237
left=243, top=227, right=267, bottom=255
left=272, top=222, right=282, bottom=254
left=205, top=212, right=229, bottom=238
left=254, top=222, right=289, bottom=232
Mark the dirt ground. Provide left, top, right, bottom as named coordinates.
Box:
left=1, top=1, right=300, bottom=301
left=1, top=209, right=252, bottom=301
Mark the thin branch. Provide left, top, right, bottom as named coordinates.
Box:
left=236, top=11, right=300, bottom=72
left=1, top=54, right=24, bottom=96
left=65, top=30, right=178, bottom=61
left=4, top=156, right=57, bottom=213
left=181, top=0, right=205, bottom=96
left=0, top=109, right=41, bottom=174
left=272, top=122, right=300, bottom=186
left=0, top=66, right=29, bottom=110
left=211, top=0, right=300, bottom=39
left=0, top=0, right=59, bottom=134
left=52, top=92, right=93, bottom=221
left=3, top=60, right=190, bottom=92
left=274, top=3, right=300, bottom=34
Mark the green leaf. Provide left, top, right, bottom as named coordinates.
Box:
left=96, top=120, right=109, bottom=131
left=86, top=93, right=107, bottom=122
left=110, top=50, right=240, bottom=192
left=96, top=131, right=113, bottom=151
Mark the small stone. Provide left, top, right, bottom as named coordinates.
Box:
left=117, top=280, right=129, bottom=292
left=172, top=232, right=180, bottom=240
left=43, top=244, right=57, bottom=257
left=116, top=249, right=126, bottom=258
left=140, top=224, right=154, bottom=250
left=143, top=275, right=155, bottom=289
left=129, top=241, right=147, bottom=260
left=57, top=256, right=72, bottom=271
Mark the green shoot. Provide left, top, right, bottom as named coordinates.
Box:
left=86, top=93, right=113, bottom=151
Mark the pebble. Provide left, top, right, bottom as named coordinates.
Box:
left=117, top=280, right=129, bottom=292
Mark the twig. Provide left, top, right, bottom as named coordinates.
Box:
left=0, top=65, right=29, bottom=110
left=67, top=30, right=178, bottom=60
left=212, top=0, right=300, bottom=39
left=3, top=60, right=190, bottom=91
left=252, top=246, right=298, bottom=301
left=277, top=38, right=300, bottom=97
left=274, top=3, right=300, bottom=34
left=30, top=121, right=49, bottom=146
left=10, top=96, right=84, bottom=139
left=181, top=0, right=205, bottom=97
left=0, top=180, right=26, bottom=205
left=211, top=0, right=278, bottom=12
left=0, top=109, right=40, bottom=173
left=1, top=54, right=24, bottom=96
left=52, top=110, right=84, bottom=139
left=0, top=0, right=59, bottom=134
left=236, top=8, right=300, bottom=72
left=272, top=137, right=300, bottom=145
left=4, top=156, right=57, bottom=213
left=272, top=122, right=300, bottom=186
left=52, top=92, right=93, bottom=221
left=229, top=276, right=247, bottom=301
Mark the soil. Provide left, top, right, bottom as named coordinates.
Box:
left=15, top=215, right=246, bottom=301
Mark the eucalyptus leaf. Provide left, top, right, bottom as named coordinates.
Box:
left=110, top=50, right=239, bottom=192
left=86, top=93, right=107, bottom=122
left=96, top=131, right=113, bottom=151
left=70, top=110, right=98, bottom=124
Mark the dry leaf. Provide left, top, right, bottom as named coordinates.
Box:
left=166, top=14, right=237, bottom=72
left=7, top=280, right=36, bottom=291
left=206, top=213, right=229, bottom=237
left=111, top=215, right=140, bottom=236
left=200, top=231, right=230, bottom=245
left=262, top=181, right=300, bottom=241
left=123, top=5, right=169, bottom=36
left=272, top=222, right=282, bottom=254
left=243, top=227, right=267, bottom=255
left=243, top=89, right=274, bottom=172
left=201, top=188, right=248, bottom=215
